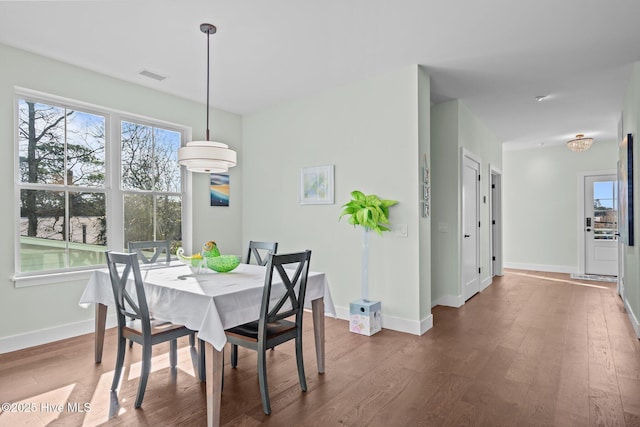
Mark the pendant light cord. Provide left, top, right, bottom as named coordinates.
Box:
left=206, top=29, right=210, bottom=141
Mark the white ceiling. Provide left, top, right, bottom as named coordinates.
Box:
left=1, top=0, right=640, bottom=150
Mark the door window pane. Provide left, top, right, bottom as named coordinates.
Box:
left=593, top=180, right=618, bottom=240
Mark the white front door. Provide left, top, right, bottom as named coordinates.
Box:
left=462, top=154, right=480, bottom=300
left=585, top=174, right=618, bottom=276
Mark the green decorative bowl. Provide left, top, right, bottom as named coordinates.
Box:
left=206, top=255, right=240, bottom=273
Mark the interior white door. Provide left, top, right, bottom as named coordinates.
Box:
left=462, top=155, right=480, bottom=300
left=585, top=174, right=618, bottom=276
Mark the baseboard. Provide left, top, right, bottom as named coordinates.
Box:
left=0, top=315, right=117, bottom=354
left=431, top=294, right=464, bottom=308
left=480, top=276, right=492, bottom=291
left=503, top=262, right=577, bottom=274
left=334, top=305, right=432, bottom=336
left=624, top=297, right=640, bottom=339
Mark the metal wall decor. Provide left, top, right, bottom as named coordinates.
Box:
left=422, top=154, right=430, bottom=218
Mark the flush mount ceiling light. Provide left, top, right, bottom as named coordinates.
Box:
left=535, top=95, right=547, bottom=102
left=178, top=23, right=237, bottom=173
left=566, top=134, right=594, bottom=152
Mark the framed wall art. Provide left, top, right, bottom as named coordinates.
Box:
left=300, top=165, right=334, bottom=205
left=210, top=173, right=230, bottom=206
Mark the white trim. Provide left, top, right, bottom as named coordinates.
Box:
left=334, top=305, right=431, bottom=336
left=624, top=297, right=640, bottom=338
left=503, top=262, right=577, bottom=274
left=14, top=86, right=188, bottom=130
left=0, top=314, right=118, bottom=354
left=12, top=268, right=95, bottom=288
left=480, top=276, right=492, bottom=291
left=431, top=294, right=464, bottom=308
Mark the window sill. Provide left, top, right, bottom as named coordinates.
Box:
left=12, top=268, right=100, bottom=288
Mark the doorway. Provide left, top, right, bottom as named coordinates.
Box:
left=583, top=173, right=618, bottom=276
left=462, top=149, right=480, bottom=301
left=490, top=166, right=503, bottom=278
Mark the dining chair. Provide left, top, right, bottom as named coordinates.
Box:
left=105, top=251, right=198, bottom=408
left=127, top=240, right=197, bottom=346
left=225, top=250, right=312, bottom=415
left=245, top=240, right=278, bottom=266
left=128, top=240, right=172, bottom=264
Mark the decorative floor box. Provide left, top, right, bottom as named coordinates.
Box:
left=349, top=299, right=382, bottom=336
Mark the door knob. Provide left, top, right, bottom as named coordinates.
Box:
left=586, top=228, right=592, bottom=232
left=464, top=234, right=470, bottom=238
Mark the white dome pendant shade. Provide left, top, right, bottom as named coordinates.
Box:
left=178, top=23, right=237, bottom=174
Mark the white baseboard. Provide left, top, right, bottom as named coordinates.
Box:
left=503, top=262, right=577, bottom=274
left=334, top=305, right=432, bottom=336
left=480, top=276, right=492, bottom=291
left=624, top=297, right=640, bottom=338
left=431, top=294, right=464, bottom=308
left=0, top=315, right=117, bottom=354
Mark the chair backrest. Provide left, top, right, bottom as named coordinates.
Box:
left=128, top=240, right=171, bottom=264
left=246, top=241, right=278, bottom=266
left=259, top=250, right=312, bottom=336
left=105, top=251, right=152, bottom=333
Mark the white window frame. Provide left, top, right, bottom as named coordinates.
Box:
left=12, top=87, right=191, bottom=287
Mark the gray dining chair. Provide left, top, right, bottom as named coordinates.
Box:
left=225, top=250, right=312, bottom=415
left=245, top=240, right=278, bottom=266
left=105, top=251, right=199, bottom=408
left=127, top=240, right=196, bottom=346
left=128, top=240, right=171, bottom=264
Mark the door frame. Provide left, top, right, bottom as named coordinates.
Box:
left=489, top=165, right=503, bottom=277
left=577, top=169, right=617, bottom=275
left=460, top=148, right=481, bottom=300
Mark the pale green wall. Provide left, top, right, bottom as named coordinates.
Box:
left=622, top=61, right=640, bottom=331
left=431, top=101, right=459, bottom=304
left=417, top=67, right=432, bottom=321
left=503, top=141, right=618, bottom=272
left=242, top=65, right=431, bottom=330
left=430, top=100, right=502, bottom=306
left=0, top=43, right=242, bottom=341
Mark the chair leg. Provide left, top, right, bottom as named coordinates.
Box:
left=257, top=350, right=271, bottom=415
left=111, top=334, right=127, bottom=391
left=170, top=339, right=177, bottom=368
left=189, top=333, right=195, bottom=347
left=295, top=336, right=307, bottom=392
left=135, top=343, right=152, bottom=408
left=231, top=344, right=238, bottom=368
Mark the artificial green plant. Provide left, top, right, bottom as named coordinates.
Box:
left=339, top=190, right=398, bottom=303
left=339, top=190, right=398, bottom=235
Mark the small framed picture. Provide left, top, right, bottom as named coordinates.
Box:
left=210, top=173, right=229, bottom=206
left=300, top=165, right=334, bottom=205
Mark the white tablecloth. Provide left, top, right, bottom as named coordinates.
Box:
left=79, top=262, right=336, bottom=351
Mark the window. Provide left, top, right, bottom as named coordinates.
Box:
left=16, top=91, right=185, bottom=278
left=120, top=120, right=182, bottom=247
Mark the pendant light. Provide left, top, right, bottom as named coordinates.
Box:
left=178, top=23, right=237, bottom=173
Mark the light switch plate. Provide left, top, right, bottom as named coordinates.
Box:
left=396, top=224, right=408, bottom=237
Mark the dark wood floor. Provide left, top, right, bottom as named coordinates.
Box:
left=2, top=269, right=640, bottom=426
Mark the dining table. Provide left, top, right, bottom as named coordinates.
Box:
left=79, top=260, right=336, bottom=427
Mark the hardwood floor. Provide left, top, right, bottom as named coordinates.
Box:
left=2, top=269, right=640, bottom=426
